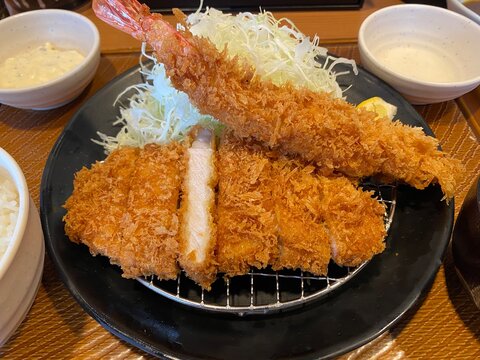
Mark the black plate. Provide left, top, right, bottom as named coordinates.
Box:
left=40, top=63, right=454, bottom=359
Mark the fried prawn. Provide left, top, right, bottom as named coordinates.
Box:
left=92, top=0, right=463, bottom=199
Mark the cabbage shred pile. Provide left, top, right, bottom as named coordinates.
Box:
left=94, top=47, right=217, bottom=153
left=187, top=8, right=356, bottom=98
left=95, top=8, right=357, bottom=153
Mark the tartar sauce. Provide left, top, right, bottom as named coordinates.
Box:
left=0, top=42, right=85, bottom=89
left=375, top=43, right=459, bottom=83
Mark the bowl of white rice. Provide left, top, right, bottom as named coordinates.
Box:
left=0, top=147, right=44, bottom=346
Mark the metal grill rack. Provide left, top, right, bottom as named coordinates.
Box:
left=138, top=182, right=397, bottom=316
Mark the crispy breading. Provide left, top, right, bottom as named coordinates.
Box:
left=216, top=131, right=278, bottom=276
left=63, top=147, right=139, bottom=265
left=317, top=177, right=387, bottom=267
left=272, top=158, right=385, bottom=272
left=64, top=143, right=185, bottom=280
left=272, top=160, right=331, bottom=275
left=119, top=143, right=185, bottom=279
left=217, top=132, right=387, bottom=276
left=91, top=0, right=464, bottom=286
left=179, top=129, right=218, bottom=290
left=115, top=6, right=462, bottom=199
left=65, top=134, right=387, bottom=286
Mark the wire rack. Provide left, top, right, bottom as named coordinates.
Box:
left=138, top=182, right=397, bottom=316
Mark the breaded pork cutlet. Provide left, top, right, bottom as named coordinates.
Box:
left=216, top=130, right=278, bottom=276
left=119, top=143, right=185, bottom=279
left=179, top=128, right=218, bottom=290
left=217, top=131, right=386, bottom=276
left=317, top=177, right=386, bottom=267
left=272, top=160, right=331, bottom=275
left=64, top=143, right=186, bottom=280
left=63, top=147, right=139, bottom=265
left=65, top=132, right=386, bottom=287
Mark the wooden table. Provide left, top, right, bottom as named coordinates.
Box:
left=1, top=1, right=479, bottom=358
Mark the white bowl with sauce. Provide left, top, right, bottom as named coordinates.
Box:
left=0, top=9, right=100, bottom=110
left=358, top=4, right=480, bottom=104
left=0, top=148, right=44, bottom=346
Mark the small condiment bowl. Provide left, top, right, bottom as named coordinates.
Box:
left=0, top=148, right=44, bottom=346
left=0, top=9, right=100, bottom=110
left=358, top=4, right=480, bottom=104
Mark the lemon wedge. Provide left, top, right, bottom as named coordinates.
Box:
left=357, top=97, right=397, bottom=120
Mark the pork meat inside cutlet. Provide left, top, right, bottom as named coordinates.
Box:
left=272, top=159, right=331, bottom=275
left=119, top=142, right=186, bottom=279
left=63, top=147, right=140, bottom=265
left=179, top=128, right=218, bottom=290
left=216, top=130, right=278, bottom=276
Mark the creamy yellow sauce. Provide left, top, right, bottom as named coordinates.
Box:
left=0, top=42, right=85, bottom=89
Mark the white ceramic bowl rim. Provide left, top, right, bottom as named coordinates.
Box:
left=448, top=0, right=480, bottom=23
left=0, top=9, right=100, bottom=95
left=359, top=4, right=480, bottom=88
left=0, top=148, right=29, bottom=280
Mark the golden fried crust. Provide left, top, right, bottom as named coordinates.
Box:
left=119, top=143, right=185, bottom=279
left=272, top=160, right=331, bottom=275
left=216, top=132, right=387, bottom=276
left=151, top=27, right=463, bottom=199
left=216, top=131, right=278, bottom=276
left=318, top=177, right=387, bottom=267
left=63, top=147, right=140, bottom=264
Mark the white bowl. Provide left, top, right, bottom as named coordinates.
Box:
left=0, top=9, right=100, bottom=110
left=0, top=148, right=44, bottom=346
left=447, top=0, right=480, bottom=25
left=358, top=4, right=480, bottom=104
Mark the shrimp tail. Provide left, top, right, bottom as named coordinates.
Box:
left=93, top=0, right=193, bottom=56
left=93, top=0, right=150, bottom=41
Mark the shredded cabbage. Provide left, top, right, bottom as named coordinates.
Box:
left=187, top=8, right=357, bottom=98
left=93, top=44, right=220, bottom=153
left=94, top=8, right=358, bottom=153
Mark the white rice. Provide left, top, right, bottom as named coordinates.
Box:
left=0, top=174, right=19, bottom=260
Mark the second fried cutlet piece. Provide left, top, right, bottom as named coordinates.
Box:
left=216, top=131, right=278, bottom=276
left=179, top=128, right=218, bottom=290
left=119, top=143, right=186, bottom=279
left=316, top=177, right=387, bottom=267
left=63, top=147, right=140, bottom=264
left=272, top=159, right=331, bottom=275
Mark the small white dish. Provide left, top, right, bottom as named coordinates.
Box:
left=447, top=0, right=480, bottom=25
left=0, top=9, right=100, bottom=110
left=0, top=148, right=44, bottom=346
left=358, top=4, right=480, bottom=104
